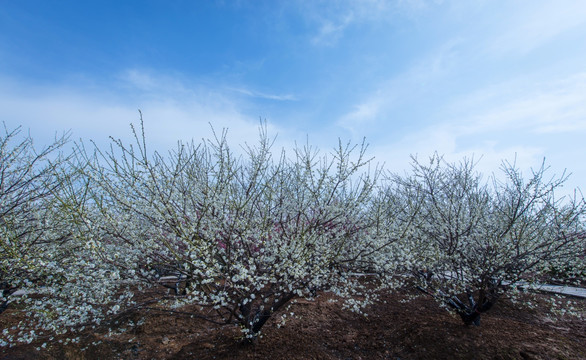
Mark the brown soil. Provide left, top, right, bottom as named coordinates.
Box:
left=1, top=286, right=585, bottom=360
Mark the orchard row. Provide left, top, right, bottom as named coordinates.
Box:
left=1, top=119, right=584, bottom=346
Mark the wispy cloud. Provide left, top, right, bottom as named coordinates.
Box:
left=227, top=87, right=297, bottom=101
left=331, top=0, right=586, bottom=194
left=305, top=0, right=447, bottom=46
left=449, top=72, right=586, bottom=136
left=299, top=0, right=402, bottom=46
left=367, top=70, right=586, bottom=196
left=486, top=1, right=586, bottom=57
left=336, top=37, right=462, bottom=136
left=311, top=13, right=355, bottom=46
left=0, top=71, right=286, bottom=152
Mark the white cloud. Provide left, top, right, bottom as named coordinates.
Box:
left=120, top=69, right=159, bottom=91
left=486, top=1, right=586, bottom=57
left=227, top=87, right=297, bottom=101
left=328, top=0, right=586, bottom=195
left=310, top=11, right=356, bottom=46
left=336, top=38, right=462, bottom=136
left=0, top=72, right=287, bottom=154
left=0, top=70, right=324, bottom=170
left=371, top=122, right=545, bottom=177
left=448, top=72, right=586, bottom=136
left=300, top=0, right=405, bottom=46
left=365, top=71, right=586, bottom=197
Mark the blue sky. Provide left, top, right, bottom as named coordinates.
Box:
left=1, top=0, right=586, bottom=194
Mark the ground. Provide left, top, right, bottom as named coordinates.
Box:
left=1, top=285, right=585, bottom=359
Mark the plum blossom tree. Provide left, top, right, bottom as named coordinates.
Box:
left=71, top=118, right=399, bottom=341
left=0, top=126, right=142, bottom=346
left=0, top=124, right=73, bottom=317
left=387, top=154, right=586, bottom=325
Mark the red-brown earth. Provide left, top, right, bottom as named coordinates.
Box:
left=1, top=284, right=585, bottom=360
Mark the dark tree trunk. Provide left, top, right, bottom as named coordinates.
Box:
left=239, top=292, right=296, bottom=343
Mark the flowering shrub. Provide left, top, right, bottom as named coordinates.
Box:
left=0, top=125, right=138, bottom=346
left=387, top=154, right=586, bottom=325
left=71, top=119, right=398, bottom=341
left=0, top=125, right=70, bottom=317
